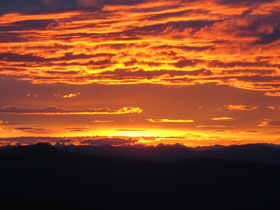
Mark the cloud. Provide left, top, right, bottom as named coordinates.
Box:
left=80, top=138, right=137, bottom=146
left=92, top=120, right=115, bottom=123
left=258, top=121, right=269, bottom=127
left=147, top=119, right=194, bottom=123
left=54, top=93, right=81, bottom=99
left=265, top=92, right=280, bottom=97
left=227, top=105, right=259, bottom=111
left=0, top=120, right=9, bottom=125
left=14, top=127, right=48, bottom=131
left=0, top=0, right=279, bottom=94
left=254, top=29, right=280, bottom=45
left=0, top=106, right=143, bottom=115
left=174, top=59, right=204, bottom=68
left=216, top=0, right=275, bottom=5
left=268, top=121, right=280, bottom=126
left=0, top=136, right=138, bottom=146
left=65, top=127, right=89, bottom=132
left=76, top=0, right=98, bottom=7
left=259, top=120, right=280, bottom=127
left=267, top=106, right=280, bottom=110
left=13, top=127, right=50, bottom=134
left=211, top=117, right=235, bottom=121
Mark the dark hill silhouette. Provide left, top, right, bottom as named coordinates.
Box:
left=55, top=143, right=280, bottom=163
left=1, top=143, right=280, bottom=210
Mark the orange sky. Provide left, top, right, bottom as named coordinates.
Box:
left=0, top=0, right=280, bottom=147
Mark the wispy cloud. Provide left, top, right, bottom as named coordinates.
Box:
left=267, top=106, right=280, bottom=110
left=0, top=136, right=138, bottom=146
left=92, top=120, right=115, bottom=123
left=265, top=92, right=280, bottom=97
left=147, top=119, right=194, bottom=123
left=211, top=117, right=235, bottom=121
left=227, top=105, right=259, bottom=111
left=54, top=92, right=81, bottom=98
left=0, top=106, right=143, bottom=115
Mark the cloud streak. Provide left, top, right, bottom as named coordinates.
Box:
left=227, top=105, right=259, bottom=111
left=211, top=117, right=235, bottom=121
left=147, top=119, right=194, bottom=123
left=0, top=106, right=143, bottom=115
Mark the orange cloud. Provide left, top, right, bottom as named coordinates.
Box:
left=227, top=105, right=258, bottom=111
left=258, top=120, right=280, bottom=127
left=265, top=92, right=280, bottom=97
left=267, top=106, right=280, bottom=110
left=62, top=92, right=80, bottom=98
left=54, top=93, right=81, bottom=99
left=0, top=120, right=8, bottom=125
left=147, top=119, right=194, bottom=123
left=258, top=121, right=269, bottom=127
left=92, top=120, right=115, bottom=123
left=211, top=117, right=235, bottom=121
left=0, top=0, right=279, bottom=93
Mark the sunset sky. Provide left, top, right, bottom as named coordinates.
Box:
left=1, top=0, right=280, bottom=147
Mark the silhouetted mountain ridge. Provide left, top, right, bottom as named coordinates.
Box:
left=1, top=143, right=280, bottom=210
left=54, top=143, right=280, bottom=164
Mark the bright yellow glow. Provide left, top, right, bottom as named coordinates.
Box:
left=78, top=128, right=188, bottom=138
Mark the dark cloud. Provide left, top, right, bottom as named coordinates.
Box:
left=269, top=121, right=280, bottom=126
left=0, top=52, right=46, bottom=63
left=0, top=0, right=98, bottom=14
left=102, top=0, right=148, bottom=5
left=0, top=136, right=137, bottom=146
left=65, top=127, right=89, bottom=132
left=219, top=69, right=276, bottom=75
left=132, top=4, right=182, bottom=14
left=0, top=136, right=67, bottom=143
left=14, top=127, right=48, bottom=131
left=254, top=29, right=280, bottom=45
left=81, top=138, right=137, bottom=146
left=143, top=9, right=195, bottom=21
left=122, top=20, right=217, bottom=36
left=0, top=0, right=45, bottom=14
left=94, top=68, right=213, bottom=80
left=44, top=70, right=82, bottom=75
left=208, top=60, right=276, bottom=68
left=153, top=45, right=214, bottom=52
left=0, top=0, right=152, bottom=14
left=174, top=59, right=204, bottom=68
left=206, top=75, right=280, bottom=83
left=216, top=0, right=275, bottom=5
left=0, top=33, right=30, bottom=43
left=51, top=19, right=217, bottom=42
left=0, top=106, right=138, bottom=114
left=0, top=106, right=143, bottom=115
left=0, top=52, right=115, bottom=63
left=0, top=19, right=57, bottom=31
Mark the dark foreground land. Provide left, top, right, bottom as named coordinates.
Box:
left=1, top=143, right=280, bottom=210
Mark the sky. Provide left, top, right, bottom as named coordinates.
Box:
left=0, top=0, right=280, bottom=147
